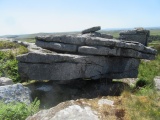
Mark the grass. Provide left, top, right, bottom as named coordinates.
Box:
left=0, top=99, right=40, bottom=120
left=123, top=40, right=160, bottom=120
left=121, top=90, right=160, bottom=120
left=137, top=41, right=160, bottom=87
left=150, top=29, right=160, bottom=36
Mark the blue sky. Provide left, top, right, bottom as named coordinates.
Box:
left=0, top=0, right=160, bottom=35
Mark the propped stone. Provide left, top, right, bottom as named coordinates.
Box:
left=81, top=26, right=101, bottom=34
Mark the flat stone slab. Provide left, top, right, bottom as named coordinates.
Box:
left=17, top=51, right=140, bottom=81
left=35, top=36, right=156, bottom=60
left=81, top=26, right=101, bottom=34
left=36, top=35, right=157, bottom=55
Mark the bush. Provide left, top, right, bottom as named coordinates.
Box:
left=0, top=99, right=40, bottom=120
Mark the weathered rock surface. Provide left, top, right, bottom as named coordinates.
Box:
left=26, top=100, right=99, bottom=120
left=0, top=83, right=32, bottom=104
left=26, top=98, right=125, bottom=120
left=0, top=77, right=13, bottom=86
left=17, top=51, right=140, bottom=81
left=82, top=26, right=101, bottom=34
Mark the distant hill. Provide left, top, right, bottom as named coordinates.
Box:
left=0, top=27, right=160, bottom=41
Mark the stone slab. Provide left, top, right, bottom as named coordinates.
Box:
left=36, top=40, right=78, bottom=53
left=78, top=46, right=155, bottom=60
left=35, top=35, right=157, bottom=55
left=17, top=52, right=140, bottom=80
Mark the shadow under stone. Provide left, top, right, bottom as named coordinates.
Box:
left=25, top=79, right=130, bottom=109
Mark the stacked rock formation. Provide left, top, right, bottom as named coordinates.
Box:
left=16, top=27, right=157, bottom=81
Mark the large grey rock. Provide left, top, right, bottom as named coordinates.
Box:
left=0, top=83, right=32, bottom=104
left=16, top=30, right=157, bottom=82
left=17, top=52, right=140, bottom=81
left=0, top=77, right=13, bottom=86
left=81, top=26, right=101, bottom=34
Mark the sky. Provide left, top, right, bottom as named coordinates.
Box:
left=0, top=0, right=160, bottom=35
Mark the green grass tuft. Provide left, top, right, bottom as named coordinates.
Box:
left=0, top=99, right=40, bottom=120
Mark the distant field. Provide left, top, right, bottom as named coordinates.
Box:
left=150, top=29, right=160, bottom=36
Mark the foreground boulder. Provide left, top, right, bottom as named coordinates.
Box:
left=0, top=83, right=32, bottom=104
left=26, top=98, right=126, bottom=120
left=16, top=27, right=157, bottom=81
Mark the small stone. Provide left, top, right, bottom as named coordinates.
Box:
left=98, top=99, right=114, bottom=106
left=0, top=77, right=13, bottom=86
left=154, top=76, right=160, bottom=91
left=81, top=26, right=101, bottom=34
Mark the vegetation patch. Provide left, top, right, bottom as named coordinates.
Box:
left=0, top=41, right=28, bottom=83
left=0, top=99, right=40, bottom=120
left=137, top=41, right=160, bottom=87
